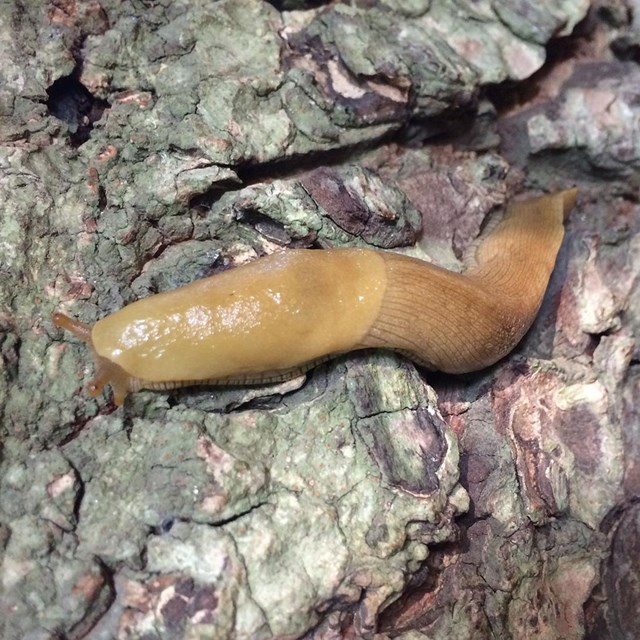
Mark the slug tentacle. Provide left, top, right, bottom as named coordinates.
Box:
left=53, top=312, right=133, bottom=406
left=52, top=190, right=576, bottom=406
left=52, top=312, right=92, bottom=342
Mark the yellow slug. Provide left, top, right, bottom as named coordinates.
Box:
left=53, top=189, right=576, bottom=405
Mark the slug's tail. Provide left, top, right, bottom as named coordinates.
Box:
left=52, top=312, right=131, bottom=406
left=560, top=188, right=578, bottom=220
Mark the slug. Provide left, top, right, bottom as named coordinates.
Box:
left=53, top=189, right=576, bottom=406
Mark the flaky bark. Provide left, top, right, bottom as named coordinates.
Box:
left=2, top=1, right=638, bottom=639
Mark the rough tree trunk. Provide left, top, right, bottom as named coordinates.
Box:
left=0, top=1, right=638, bottom=639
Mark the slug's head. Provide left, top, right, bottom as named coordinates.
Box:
left=52, top=312, right=131, bottom=406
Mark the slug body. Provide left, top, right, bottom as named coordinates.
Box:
left=53, top=190, right=576, bottom=405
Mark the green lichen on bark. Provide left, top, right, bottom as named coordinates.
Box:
left=5, top=0, right=638, bottom=639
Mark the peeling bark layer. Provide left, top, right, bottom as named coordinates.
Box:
left=2, top=1, right=639, bottom=639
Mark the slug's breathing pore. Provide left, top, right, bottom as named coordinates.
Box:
left=53, top=189, right=576, bottom=405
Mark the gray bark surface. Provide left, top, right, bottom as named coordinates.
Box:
left=1, top=1, right=637, bottom=639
